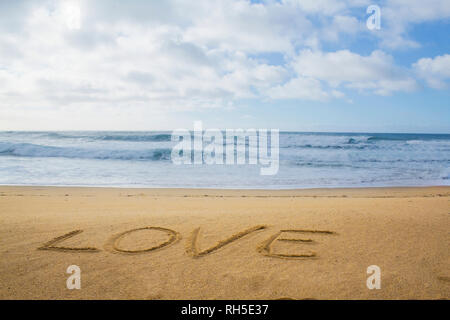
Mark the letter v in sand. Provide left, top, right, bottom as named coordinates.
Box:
left=186, top=225, right=267, bottom=258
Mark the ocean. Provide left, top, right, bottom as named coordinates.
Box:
left=0, top=131, right=448, bottom=189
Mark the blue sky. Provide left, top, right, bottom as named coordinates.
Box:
left=0, top=0, right=449, bottom=132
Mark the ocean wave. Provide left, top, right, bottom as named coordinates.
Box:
left=0, top=131, right=449, bottom=188
left=0, top=142, right=172, bottom=161
left=29, top=132, right=173, bottom=142
left=282, top=143, right=375, bottom=150
left=99, top=133, right=172, bottom=142
left=281, top=134, right=450, bottom=150
left=366, top=134, right=450, bottom=142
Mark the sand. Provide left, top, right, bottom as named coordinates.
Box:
left=0, top=186, right=448, bottom=300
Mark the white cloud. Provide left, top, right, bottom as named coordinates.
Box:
left=290, top=49, right=417, bottom=95
left=264, top=49, right=418, bottom=100
left=321, top=15, right=363, bottom=42
left=385, top=0, right=450, bottom=23
left=182, top=0, right=312, bottom=54
left=413, top=54, right=450, bottom=89
left=379, top=0, right=450, bottom=49
left=0, top=0, right=447, bottom=129
left=267, top=76, right=328, bottom=100
left=0, top=0, right=315, bottom=125
left=284, top=0, right=369, bottom=15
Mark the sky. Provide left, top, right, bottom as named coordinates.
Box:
left=0, top=0, right=449, bottom=132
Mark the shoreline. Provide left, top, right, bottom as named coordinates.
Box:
left=1, top=184, right=449, bottom=190
left=1, top=184, right=449, bottom=197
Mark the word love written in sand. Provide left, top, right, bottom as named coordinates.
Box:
left=38, top=226, right=337, bottom=259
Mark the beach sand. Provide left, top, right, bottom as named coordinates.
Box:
left=0, top=186, right=449, bottom=300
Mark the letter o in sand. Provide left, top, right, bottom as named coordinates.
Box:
left=106, top=227, right=180, bottom=254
